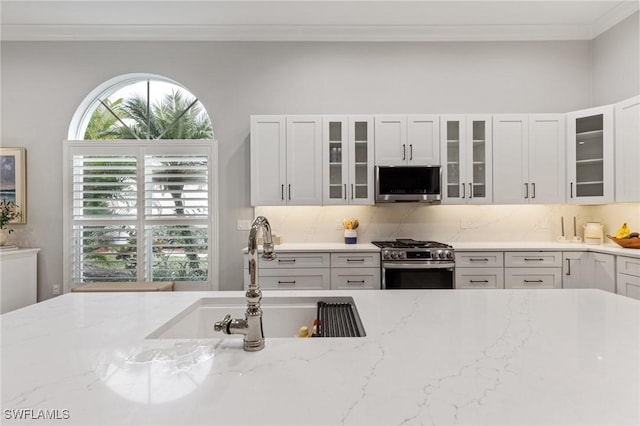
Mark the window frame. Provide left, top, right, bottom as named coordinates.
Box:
left=62, top=139, right=219, bottom=292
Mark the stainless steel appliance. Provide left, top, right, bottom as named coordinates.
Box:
left=375, top=165, right=441, bottom=203
left=372, top=239, right=454, bottom=289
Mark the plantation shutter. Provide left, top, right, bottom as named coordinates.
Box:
left=64, top=141, right=217, bottom=290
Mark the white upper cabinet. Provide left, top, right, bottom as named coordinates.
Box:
left=566, top=105, right=614, bottom=204
left=493, top=114, right=565, bottom=204
left=440, top=115, right=492, bottom=204
left=614, top=95, right=640, bottom=203
left=323, top=116, right=374, bottom=205
left=251, top=115, right=322, bottom=206
left=374, top=115, right=440, bottom=166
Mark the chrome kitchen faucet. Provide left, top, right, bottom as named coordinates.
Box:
left=214, top=216, right=276, bottom=351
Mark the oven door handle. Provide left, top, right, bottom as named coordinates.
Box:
left=382, top=262, right=455, bottom=270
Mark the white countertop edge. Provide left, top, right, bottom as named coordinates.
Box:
left=0, top=247, right=41, bottom=259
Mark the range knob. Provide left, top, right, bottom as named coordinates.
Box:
left=445, top=250, right=454, bottom=259
left=382, top=250, right=391, bottom=260
left=391, top=251, right=399, bottom=259
left=399, top=252, right=406, bottom=260
left=436, top=250, right=444, bottom=259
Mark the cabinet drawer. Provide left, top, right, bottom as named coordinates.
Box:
left=455, top=252, right=503, bottom=267
left=455, top=267, right=504, bottom=289
left=257, top=269, right=330, bottom=290
left=617, top=256, right=640, bottom=277
left=257, top=253, right=330, bottom=269
left=504, top=252, right=562, bottom=267
left=331, top=268, right=381, bottom=290
left=330, top=252, right=380, bottom=268
left=504, top=268, right=561, bottom=289
left=616, top=272, right=640, bottom=300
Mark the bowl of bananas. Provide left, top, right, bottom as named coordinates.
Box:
left=607, top=223, right=640, bottom=248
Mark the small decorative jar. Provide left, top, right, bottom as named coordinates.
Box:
left=344, top=229, right=357, bottom=244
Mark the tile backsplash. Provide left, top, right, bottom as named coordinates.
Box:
left=255, top=203, right=640, bottom=244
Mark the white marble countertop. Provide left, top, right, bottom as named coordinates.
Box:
left=2, top=289, right=639, bottom=425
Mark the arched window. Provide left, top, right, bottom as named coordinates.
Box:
left=64, top=74, right=218, bottom=292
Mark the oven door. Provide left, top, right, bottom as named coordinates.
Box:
left=382, top=262, right=455, bottom=289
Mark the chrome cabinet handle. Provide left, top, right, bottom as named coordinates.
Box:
left=525, top=183, right=529, bottom=199
left=351, top=184, right=354, bottom=200
left=532, top=182, right=536, bottom=199
left=346, top=258, right=365, bottom=262
left=278, top=259, right=296, bottom=263
left=288, top=184, right=291, bottom=200
left=570, top=182, right=574, bottom=198
left=281, top=184, right=284, bottom=200
left=347, top=280, right=365, bottom=284
left=469, top=258, right=489, bottom=262
left=524, top=258, right=544, bottom=261
left=566, top=258, right=571, bottom=275
left=409, top=144, right=413, bottom=160
left=278, top=280, right=296, bottom=285
left=462, top=183, right=466, bottom=199
left=468, top=183, right=473, bottom=198
left=470, top=280, right=489, bottom=283
left=524, top=280, right=544, bottom=283
left=402, top=144, right=406, bottom=160
left=344, top=184, right=347, bottom=200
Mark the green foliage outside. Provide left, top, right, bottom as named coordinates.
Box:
left=81, top=88, right=213, bottom=282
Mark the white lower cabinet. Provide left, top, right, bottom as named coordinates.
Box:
left=591, top=252, right=615, bottom=293
left=455, top=251, right=504, bottom=289
left=616, top=256, right=640, bottom=300
left=505, top=251, right=561, bottom=289
left=244, top=250, right=380, bottom=290
left=1, top=249, right=40, bottom=314
left=562, top=252, right=590, bottom=289
left=456, top=267, right=504, bottom=289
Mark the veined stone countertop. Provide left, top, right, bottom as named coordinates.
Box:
left=2, top=289, right=639, bottom=425
left=243, top=241, right=640, bottom=259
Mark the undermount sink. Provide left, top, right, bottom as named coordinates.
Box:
left=147, top=296, right=365, bottom=339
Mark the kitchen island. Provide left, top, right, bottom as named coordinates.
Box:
left=2, top=289, right=639, bottom=425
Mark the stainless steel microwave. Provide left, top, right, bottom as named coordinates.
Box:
left=375, top=165, right=442, bottom=203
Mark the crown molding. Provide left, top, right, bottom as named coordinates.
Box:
left=590, top=1, right=639, bottom=38
left=0, top=24, right=597, bottom=42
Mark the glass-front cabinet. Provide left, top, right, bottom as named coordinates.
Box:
left=566, top=105, right=614, bottom=204
left=323, top=115, right=374, bottom=205
left=440, top=115, right=492, bottom=204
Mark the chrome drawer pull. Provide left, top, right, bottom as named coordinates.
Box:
left=346, top=258, right=365, bottom=262
left=524, top=258, right=545, bottom=261
left=524, top=279, right=544, bottom=283
left=470, top=280, right=489, bottom=283
left=347, top=280, right=365, bottom=284
left=278, top=259, right=296, bottom=263
left=469, top=258, right=489, bottom=262
left=278, top=280, right=296, bottom=284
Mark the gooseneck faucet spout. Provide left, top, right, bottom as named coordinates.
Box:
left=214, top=216, right=276, bottom=351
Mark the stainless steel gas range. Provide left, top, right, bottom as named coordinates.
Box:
left=372, top=239, right=455, bottom=289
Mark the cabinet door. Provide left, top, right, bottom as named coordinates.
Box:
left=466, top=115, right=492, bottom=204
left=250, top=115, right=286, bottom=206
left=616, top=273, right=640, bottom=300
left=407, top=115, right=440, bottom=165
left=504, top=268, right=562, bottom=289
left=591, top=252, right=615, bottom=293
left=286, top=116, right=323, bottom=205
left=349, top=116, right=375, bottom=204
left=492, top=115, right=529, bottom=204
left=614, top=95, right=640, bottom=202
left=323, top=116, right=349, bottom=204
left=529, top=114, right=566, bottom=204
left=440, top=115, right=467, bottom=204
left=455, top=267, right=504, bottom=289
left=562, top=252, right=589, bottom=289
left=566, top=105, right=614, bottom=204
left=331, top=268, right=381, bottom=290
left=374, top=115, right=407, bottom=165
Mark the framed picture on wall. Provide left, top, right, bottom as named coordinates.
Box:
left=0, top=147, right=26, bottom=224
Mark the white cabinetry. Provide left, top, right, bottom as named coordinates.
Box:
left=330, top=252, right=380, bottom=290
left=1, top=248, right=39, bottom=314
left=440, top=115, right=492, bottom=204
left=455, top=251, right=504, bottom=289
left=591, top=252, right=615, bottom=293
left=616, top=256, right=640, bottom=300
left=562, top=252, right=590, bottom=289
left=323, top=116, right=374, bottom=205
left=504, top=251, right=562, bottom=289
left=566, top=105, right=614, bottom=204
left=614, top=95, right=640, bottom=202
left=374, top=115, right=440, bottom=166
left=493, top=114, right=565, bottom=204
left=251, top=115, right=322, bottom=206
left=245, top=252, right=331, bottom=290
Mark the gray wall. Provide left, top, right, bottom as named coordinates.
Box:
left=0, top=33, right=635, bottom=298
left=592, top=12, right=640, bottom=105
